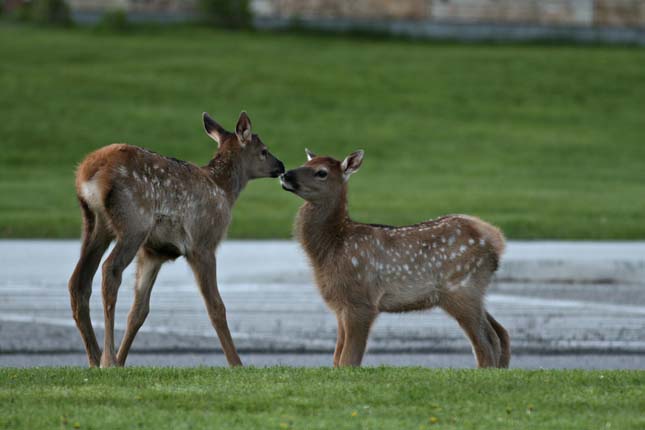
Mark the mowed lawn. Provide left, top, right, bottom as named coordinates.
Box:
left=1, top=367, right=643, bottom=429
left=1, top=24, right=644, bottom=239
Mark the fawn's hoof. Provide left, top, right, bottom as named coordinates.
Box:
left=100, top=354, right=117, bottom=368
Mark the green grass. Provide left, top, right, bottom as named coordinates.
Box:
left=1, top=367, right=643, bottom=429
left=1, top=24, right=644, bottom=239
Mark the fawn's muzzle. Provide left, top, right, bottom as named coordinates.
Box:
left=271, top=160, right=286, bottom=178
left=280, top=171, right=298, bottom=192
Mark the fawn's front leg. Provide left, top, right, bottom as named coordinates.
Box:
left=338, top=308, right=377, bottom=367
left=189, top=251, right=243, bottom=367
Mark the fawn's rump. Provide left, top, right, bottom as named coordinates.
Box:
left=75, top=144, right=136, bottom=210
left=458, top=215, right=506, bottom=259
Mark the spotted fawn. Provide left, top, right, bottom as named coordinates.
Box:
left=280, top=149, right=510, bottom=368
left=68, top=111, right=284, bottom=368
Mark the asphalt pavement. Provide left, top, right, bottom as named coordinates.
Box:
left=1, top=240, right=643, bottom=369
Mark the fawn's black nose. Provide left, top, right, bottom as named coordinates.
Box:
left=280, top=170, right=298, bottom=192
left=271, top=160, right=286, bottom=178
left=282, top=170, right=295, bottom=182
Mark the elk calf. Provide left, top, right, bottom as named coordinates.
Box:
left=280, top=149, right=510, bottom=368
left=68, top=111, right=284, bottom=368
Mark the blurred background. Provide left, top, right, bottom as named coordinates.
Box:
left=1, top=0, right=644, bottom=239
left=0, top=0, right=644, bottom=368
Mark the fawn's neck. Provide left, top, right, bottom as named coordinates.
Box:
left=205, top=145, right=248, bottom=206
left=295, top=188, right=350, bottom=264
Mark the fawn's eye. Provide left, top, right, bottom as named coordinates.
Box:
left=315, top=170, right=328, bottom=179
left=260, top=149, right=268, bottom=157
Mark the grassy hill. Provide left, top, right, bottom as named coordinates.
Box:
left=1, top=24, right=644, bottom=239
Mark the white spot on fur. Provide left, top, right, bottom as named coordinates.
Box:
left=460, top=272, right=473, bottom=288
left=351, top=257, right=359, bottom=267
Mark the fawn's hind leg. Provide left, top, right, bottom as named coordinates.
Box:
left=333, top=314, right=346, bottom=368
left=486, top=311, right=510, bottom=368
left=442, top=293, right=501, bottom=368
left=68, top=200, right=112, bottom=367
left=100, top=231, right=147, bottom=368
left=116, top=249, right=164, bottom=366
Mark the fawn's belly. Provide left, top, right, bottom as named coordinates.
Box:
left=144, top=220, right=191, bottom=259
left=377, top=282, right=442, bottom=312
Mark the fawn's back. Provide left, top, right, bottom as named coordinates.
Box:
left=76, top=143, right=230, bottom=258
left=339, top=215, right=504, bottom=312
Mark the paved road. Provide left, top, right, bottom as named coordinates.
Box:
left=1, top=240, right=644, bottom=369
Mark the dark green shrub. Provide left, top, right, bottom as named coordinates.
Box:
left=6, top=0, right=33, bottom=22
left=198, top=0, right=251, bottom=29
left=30, top=0, right=72, bottom=26
left=96, top=9, right=131, bottom=32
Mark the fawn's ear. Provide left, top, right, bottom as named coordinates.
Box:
left=235, top=111, right=252, bottom=147
left=305, top=148, right=316, bottom=161
left=341, top=150, right=364, bottom=181
left=202, top=112, right=227, bottom=147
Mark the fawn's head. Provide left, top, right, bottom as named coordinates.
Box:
left=203, top=111, right=285, bottom=179
left=280, top=149, right=364, bottom=203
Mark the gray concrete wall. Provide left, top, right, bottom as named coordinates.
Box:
left=69, top=0, right=645, bottom=28
left=256, top=0, right=645, bottom=28
left=66, top=0, right=645, bottom=44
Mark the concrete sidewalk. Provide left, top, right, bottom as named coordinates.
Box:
left=0, top=240, right=644, bottom=365
left=498, top=241, right=645, bottom=284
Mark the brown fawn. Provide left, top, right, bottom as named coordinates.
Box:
left=68, top=111, right=284, bottom=368
left=280, top=149, right=510, bottom=368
